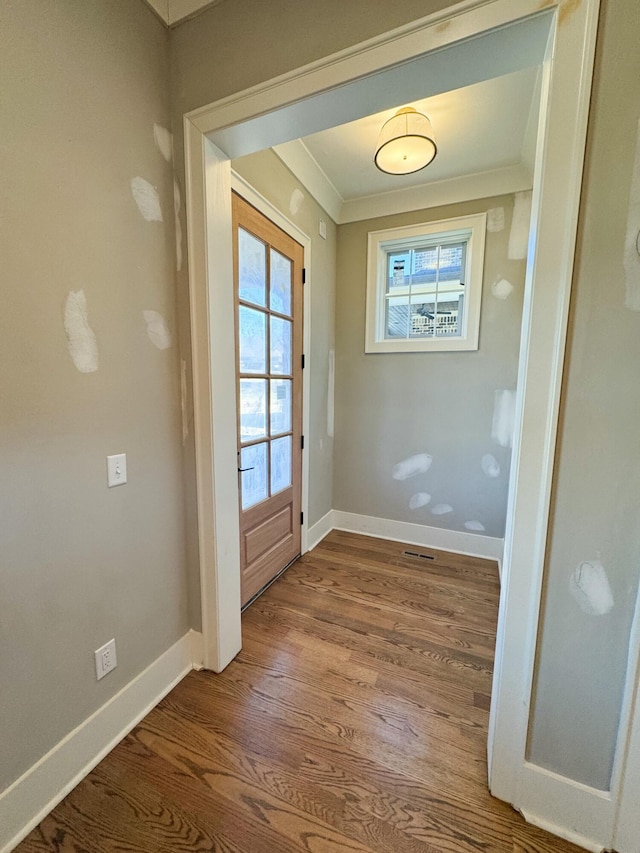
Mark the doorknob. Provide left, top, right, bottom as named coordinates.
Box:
left=238, top=466, right=254, bottom=472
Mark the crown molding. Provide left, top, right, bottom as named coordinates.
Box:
left=143, top=0, right=223, bottom=27
left=272, top=145, right=533, bottom=224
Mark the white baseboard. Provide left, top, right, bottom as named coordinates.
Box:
left=0, top=630, right=200, bottom=853
left=306, top=509, right=335, bottom=552
left=514, top=761, right=614, bottom=853
left=520, top=810, right=604, bottom=853
left=332, top=510, right=504, bottom=563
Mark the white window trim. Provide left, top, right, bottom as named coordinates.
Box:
left=365, top=213, right=487, bottom=353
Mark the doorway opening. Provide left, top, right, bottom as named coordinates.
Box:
left=184, top=0, right=600, bottom=842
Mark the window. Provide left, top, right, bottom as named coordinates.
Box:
left=365, top=213, right=487, bottom=353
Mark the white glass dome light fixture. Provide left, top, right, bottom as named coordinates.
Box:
left=374, top=107, right=437, bottom=175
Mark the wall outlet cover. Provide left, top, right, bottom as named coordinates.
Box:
left=95, top=638, right=117, bottom=680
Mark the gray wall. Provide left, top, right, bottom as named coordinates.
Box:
left=232, top=151, right=336, bottom=526
left=0, top=0, right=188, bottom=791
left=527, top=0, right=640, bottom=790
left=334, top=197, right=524, bottom=538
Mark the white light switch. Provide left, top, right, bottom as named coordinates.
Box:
left=107, top=453, right=127, bottom=487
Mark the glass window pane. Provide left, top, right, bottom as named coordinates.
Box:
left=438, top=242, right=464, bottom=283
left=239, top=306, right=266, bottom=373
left=270, top=436, right=292, bottom=495
left=270, top=249, right=292, bottom=315
left=240, top=443, right=268, bottom=510
left=270, top=316, right=292, bottom=375
left=238, top=228, right=266, bottom=307
left=387, top=250, right=411, bottom=291
left=270, top=379, right=292, bottom=435
left=239, top=379, right=267, bottom=442
left=409, top=297, right=436, bottom=339
left=412, top=246, right=439, bottom=286
left=386, top=298, right=410, bottom=339
left=435, top=292, right=462, bottom=338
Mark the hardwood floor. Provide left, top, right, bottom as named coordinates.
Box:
left=16, top=531, right=586, bottom=852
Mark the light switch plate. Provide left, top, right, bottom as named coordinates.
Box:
left=107, top=453, right=127, bottom=487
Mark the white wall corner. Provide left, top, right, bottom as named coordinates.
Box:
left=0, top=633, right=194, bottom=853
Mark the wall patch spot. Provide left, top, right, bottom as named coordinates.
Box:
left=481, top=453, right=501, bottom=478
left=392, top=453, right=432, bottom=481
left=409, top=492, right=431, bottom=510
left=492, top=389, right=516, bottom=448
left=180, top=359, right=188, bottom=443
left=624, top=118, right=640, bottom=311
left=64, top=290, right=99, bottom=373
left=508, top=190, right=532, bottom=260
left=431, top=503, right=453, bottom=516
left=174, top=179, right=183, bottom=272
left=491, top=277, right=514, bottom=300
left=487, top=207, right=505, bottom=232
left=289, top=188, right=305, bottom=216
left=153, top=124, right=173, bottom=162
left=465, top=520, right=486, bottom=532
left=570, top=559, right=614, bottom=616
left=131, top=177, right=163, bottom=222
left=143, top=310, right=172, bottom=350
left=327, top=349, right=335, bottom=438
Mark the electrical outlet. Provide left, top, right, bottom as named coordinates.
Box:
left=95, top=638, right=117, bottom=680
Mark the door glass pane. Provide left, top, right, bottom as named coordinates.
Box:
left=240, top=442, right=268, bottom=510
left=270, top=379, right=292, bottom=435
left=270, top=436, right=291, bottom=495
left=270, top=249, right=292, bottom=316
left=270, top=316, right=292, bottom=375
left=239, top=379, right=267, bottom=442
left=239, top=306, right=266, bottom=373
left=238, top=228, right=266, bottom=307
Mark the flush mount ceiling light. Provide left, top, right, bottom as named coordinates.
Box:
left=374, top=107, right=437, bottom=175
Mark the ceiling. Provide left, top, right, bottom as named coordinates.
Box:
left=271, top=65, right=541, bottom=223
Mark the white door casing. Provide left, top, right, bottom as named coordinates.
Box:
left=181, top=1, right=630, bottom=849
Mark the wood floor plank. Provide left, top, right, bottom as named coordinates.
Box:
left=16, top=531, right=587, bottom=853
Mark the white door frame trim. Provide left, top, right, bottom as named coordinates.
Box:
left=183, top=0, right=606, bottom=844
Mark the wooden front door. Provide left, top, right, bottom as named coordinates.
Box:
left=232, top=192, right=304, bottom=607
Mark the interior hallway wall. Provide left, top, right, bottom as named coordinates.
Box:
left=0, top=0, right=188, bottom=792
left=232, top=151, right=337, bottom=527
left=334, top=196, right=525, bottom=538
